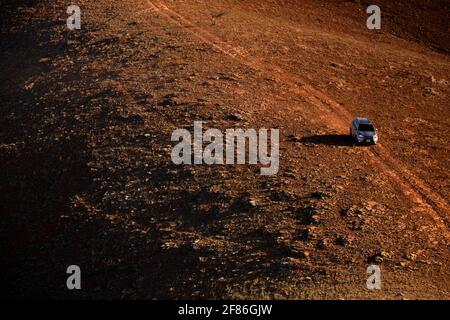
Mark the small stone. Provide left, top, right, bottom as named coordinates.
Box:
left=374, top=256, right=384, bottom=263
left=404, top=252, right=417, bottom=261
left=24, top=82, right=35, bottom=90
left=369, top=251, right=388, bottom=264
left=423, top=87, right=438, bottom=96
left=335, top=236, right=349, bottom=246
left=287, top=134, right=302, bottom=142
left=310, top=191, right=331, bottom=200
left=279, top=257, right=300, bottom=270
left=284, top=172, right=296, bottom=178
left=219, top=74, right=239, bottom=81
left=271, top=190, right=292, bottom=201
left=158, top=98, right=177, bottom=107
left=126, top=114, right=144, bottom=123
left=317, top=239, right=328, bottom=249
left=226, top=113, right=242, bottom=121
left=300, top=276, right=313, bottom=282
left=300, top=250, right=310, bottom=258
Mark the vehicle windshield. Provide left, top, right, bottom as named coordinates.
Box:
left=358, top=124, right=375, bottom=132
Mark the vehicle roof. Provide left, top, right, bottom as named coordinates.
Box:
left=353, top=117, right=372, bottom=124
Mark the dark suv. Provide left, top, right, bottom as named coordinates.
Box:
left=350, top=118, right=378, bottom=145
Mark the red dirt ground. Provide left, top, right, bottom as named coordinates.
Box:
left=1, top=0, right=448, bottom=299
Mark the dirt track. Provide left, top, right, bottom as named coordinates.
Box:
left=147, top=0, right=449, bottom=239
left=1, top=0, right=449, bottom=299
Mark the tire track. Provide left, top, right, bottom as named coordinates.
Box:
left=146, top=0, right=449, bottom=239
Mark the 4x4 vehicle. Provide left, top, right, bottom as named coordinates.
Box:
left=350, top=118, right=378, bottom=145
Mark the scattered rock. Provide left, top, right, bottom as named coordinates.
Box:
left=158, top=98, right=178, bottom=107
left=349, top=220, right=364, bottom=231
left=219, top=74, right=239, bottom=82
left=271, top=190, right=293, bottom=201
left=283, top=171, right=296, bottom=178
left=287, top=134, right=302, bottom=142
left=226, top=113, right=243, bottom=121
left=300, top=227, right=318, bottom=241
left=237, top=196, right=258, bottom=210
left=192, top=239, right=216, bottom=254
left=310, top=191, right=331, bottom=200
left=299, top=250, right=310, bottom=258
left=279, top=257, right=301, bottom=271
left=125, top=114, right=144, bottom=123
left=340, top=205, right=363, bottom=217
left=368, top=251, right=389, bottom=264
left=134, top=92, right=152, bottom=103
left=300, top=276, right=313, bottom=282
left=280, top=244, right=299, bottom=255
left=335, top=236, right=349, bottom=246
left=24, top=82, right=35, bottom=91
left=404, top=252, right=417, bottom=261
left=316, top=239, right=328, bottom=249
left=296, top=206, right=319, bottom=225
left=248, top=199, right=257, bottom=208
left=423, top=87, right=438, bottom=96
left=329, top=62, right=346, bottom=69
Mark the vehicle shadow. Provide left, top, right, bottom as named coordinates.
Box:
left=300, top=134, right=354, bottom=146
